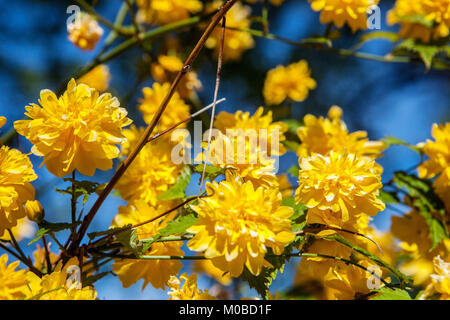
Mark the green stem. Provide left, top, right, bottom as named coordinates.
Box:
left=140, top=235, right=194, bottom=243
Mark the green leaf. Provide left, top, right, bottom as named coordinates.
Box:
left=282, top=119, right=303, bottom=135
left=28, top=221, right=81, bottom=245
left=393, top=172, right=447, bottom=250
left=116, top=228, right=143, bottom=257
left=287, top=165, right=300, bottom=178
left=55, top=179, right=100, bottom=204
left=394, top=39, right=449, bottom=70
left=282, top=140, right=300, bottom=152
left=370, top=287, right=412, bottom=300
left=378, top=190, right=400, bottom=205
left=282, top=196, right=307, bottom=225
left=358, top=31, right=400, bottom=45
left=158, top=166, right=191, bottom=200
left=158, top=214, right=198, bottom=237
left=190, top=164, right=226, bottom=183
left=88, top=225, right=131, bottom=241
left=383, top=136, right=422, bottom=153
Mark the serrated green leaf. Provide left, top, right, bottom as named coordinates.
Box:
left=28, top=221, right=81, bottom=245
left=370, top=287, right=412, bottom=300
left=158, top=214, right=198, bottom=237
left=116, top=228, right=143, bottom=257
left=55, top=179, right=100, bottom=205
left=282, top=196, right=307, bottom=224
left=393, top=171, right=447, bottom=250
left=395, top=40, right=449, bottom=70
left=378, top=190, right=400, bottom=204
left=158, top=166, right=191, bottom=200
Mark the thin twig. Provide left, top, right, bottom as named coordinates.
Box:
left=199, top=17, right=226, bottom=196
left=68, top=0, right=239, bottom=256
left=42, top=236, right=52, bottom=273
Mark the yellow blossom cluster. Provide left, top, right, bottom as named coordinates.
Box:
left=136, top=0, right=203, bottom=25
left=263, top=60, right=317, bottom=105
left=308, top=0, right=380, bottom=32
left=205, top=1, right=255, bottom=61
left=151, top=55, right=202, bottom=99
left=77, top=65, right=111, bottom=93
left=388, top=0, right=450, bottom=43
left=112, top=201, right=184, bottom=290
left=0, top=144, right=37, bottom=237
left=297, top=106, right=386, bottom=159
left=138, top=82, right=191, bottom=131
left=15, top=79, right=132, bottom=177
left=168, top=273, right=217, bottom=300
left=187, top=173, right=295, bottom=277
left=67, top=13, right=103, bottom=50
left=421, top=256, right=450, bottom=300
left=418, top=123, right=450, bottom=212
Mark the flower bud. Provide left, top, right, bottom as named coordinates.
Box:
left=25, top=200, right=45, bottom=223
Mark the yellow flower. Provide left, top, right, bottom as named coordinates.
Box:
left=205, top=1, right=255, bottom=61
left=115, top=126, right=182, bottom=206
left=278, top=174, right=293, bottom=198
left=263, top=60, right=317, bottom=105
left=111, top=201, right=184, bottom=290
left=25, top=260, right=97, bottom=300
left=168, top=273, right=217, bottom=300
left=138, top=82, right=191, bottom=131
left=24, top=200, right=45, bottom=223
left=187, top=174, right=295, bottom=277
left=297, top=106, right=386, bottom=159
left=418, top=123, right=450, bottom=212
left=0, top=254, right=28, bottom=300
left=77, top=65, right=111, bottom=93
left=67, top=13, right=103, bottom=50
left=136, top=0, right=203, bottom=25
left=388, top=0, right=450, bottom=42
left=14, top=79, right=132, bottom=178
left=0, top=218, right=35, bottom=242
left=0, top=117, right=6, bottom=129
left=151, top=55, right=202, bottom=99
left=197, top=107, right=288, bottom=188
left=193, top=259, right=232, bottom=286
left=308, top=0, right=379, bottom=32
left=421, top=256, right=450, bottom=300
left=295, top=151, right=385, bottom=231
left=0, top=146, right=37, bottom=237
left=32, top=244, right=58, bottom=273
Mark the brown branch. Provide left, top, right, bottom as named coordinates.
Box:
left=67, top=0, right=238, bottom=256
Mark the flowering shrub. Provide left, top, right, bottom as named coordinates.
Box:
left=0, top=0, right=449, bottom=301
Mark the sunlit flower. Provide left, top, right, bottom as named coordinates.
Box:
left=115, top=126, right=183, bottom=206
left=14, top=79, right=132, bottom=177
left=0, top=146, right=37, bottom=237
left=25, top=259, right=97, bottom=300
left=24, top=200, right=45, bottom=223
left=136, top=0, right=203, bottom=25
left=205, top=1, right=255, bottom=61
left=308, top=0, right=379, bottom=32
left=388, top=0, right=450, bottom=42
left=168, top=273, right=217, bottom=300
left=111, top=200, right=184, bottom=290
left=263, top=60, right=317, bottom=105
left=197, top=107, right=288, bottom=188
left=187, top=174, right=295, bottom=277
left=0, top=254, right=28, bottom=300
left=295, top=151, right=385, bottom=231
left=138, top=82, right=191, bottom=131
left=193, top=259, right=232, bottom=286
left=418, top=123, right=450, bottom=212
left=77, top=65, right=111, bottom=93
left=151, top=55, right=202, bottom=99
left=67, top=12, right=103, bottom=50
left=297, top=106, right=386, bottom=159
left=421, top=256, right=450, bottom=300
